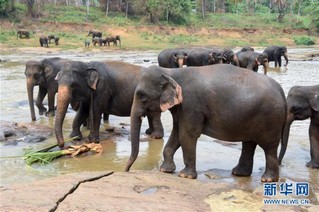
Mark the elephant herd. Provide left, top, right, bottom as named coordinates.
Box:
left=86, top=30, right=121, bottom=47
left=39, top=35, right=60, bottom=48
left=157, top=45, right=289, bottom=75
left=25, top=49, right=318, bottom=183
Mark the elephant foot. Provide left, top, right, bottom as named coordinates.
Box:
left=69, top=131, right=82, bottom=140
left=38, top=108, right=47, bottom=116
left=261, top=172, right=279, bottom=182
left=306, top=160, right=319, bottom=168
left=45, top=110, right=55, bottom=117
left=88, top=134, right=100, bottom=143
left=160, top=161, right=176, bottom=173
left=178, top=167, right=197, bottom=179
left=145, top=128, right=164, bottom=139
left=231, top=164, right=253, bottom=177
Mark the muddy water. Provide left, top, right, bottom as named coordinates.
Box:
left=0, top=48, right=318, bottom=197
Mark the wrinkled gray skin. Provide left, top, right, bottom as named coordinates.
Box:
left=87, top=30, right=102, bottom=39
left=55, top=61, right=164, bottom=148
left=158, top=48, right=189, bottom=68
left=39, top=36, right=49, bottom=48
left=25, top=57, right=68, bottom=121
left=237, top=51, right=269, bottom=74
left=126, top=64, right=287, bottom=182
left=186, top=48, right=223, bottom=66
left=263, top=45, right=288, bottom=67
left=210, top=48, right=239, bottom=66
left=279, top=85, right=319, bottom=168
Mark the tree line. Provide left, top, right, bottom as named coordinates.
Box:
left=1, top=0, right=318, bottom=30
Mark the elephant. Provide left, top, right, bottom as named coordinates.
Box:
left=279, top=85, right=319, bottom=168
left=84, top=39, right=90, bottom=47
left=263, top=46, right=288, bottom=67
left=87, top=30, right=102, bottom=39
left=39, top=36, right=49, bottom=48
left=48, top=35, right=59, bottom=45
left=237, top=51, right=269, bottom=74
left=55, top=60, right=164, bottom=148
left=236, top=46, right=255, bottom=55
left=106, top=36, right=121, bottom=46
left=99, top=38, right=107, bottom=46
left=92, top=37, right=100, bottom=46
left=17, top=29, right=30, bottom=39
left=210, top=48, right=239, bottom=66
left=125, top=64, right=287, bottom=182
left=158, top=48, right=189, bottom=68
left=186, top=48, right=223, bottom=66
left=25, top=57, right=69, bottom=121
left=48, top=35, right=55, bottom=43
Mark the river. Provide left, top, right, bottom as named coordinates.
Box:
left=0, top=48, right=318, bottom=202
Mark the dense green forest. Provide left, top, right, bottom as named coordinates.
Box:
left=1, top=0, right=318, bottom=33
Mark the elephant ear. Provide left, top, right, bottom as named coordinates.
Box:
left=160, top=75, right=183, bottom=112
left=44, top=66, right=53, bottom=78
left=86, top=67, right=99, bottom=90
left=309, top=94, right=319, bottom=112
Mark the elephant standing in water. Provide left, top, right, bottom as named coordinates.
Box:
left=55, top=61, right=164, bottom=148
left=158, top=48, right=189, bottom=68
left=25, top=57, right=68, bottom=121
left=237, top=51, right=269, bottom=74
left=125, top=64, right=287, bottom=182
left=279, top=85, right=319, bottom=168
left=186, top=48, right=223, bottom=66
left=263, top=46, right=288, bottom=67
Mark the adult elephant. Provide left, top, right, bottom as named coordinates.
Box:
left=106, top=35, right=121, bottom=46
left=17, top=29, right=30, bottom=39
left=158, top=48, right=189, bottom=68
left=125, top=64, right=287, bottom=182
left=39, top=36, right=49, bottom=48
left=92, top=37, right=100, bottom=46
left=87, top=30, right=102, bottom=39
left=263, top=45, right=288, bottom=67
left=186, top=48, right=223, bottom=66
left=237, top=51, right=269, bottom=74
left=25, top=57, right=68, bottom=121
left=210, top=48, right=239, bottom=66
left=55, top=60, right=164, bottom=148
left=279, top=85, right=319, bottom=168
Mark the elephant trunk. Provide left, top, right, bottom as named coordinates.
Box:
left=278, top=112, right=294, bottom=165
left=233, top=54, right=240, bottom=66
left=177, top=58, right=184, bottom=68
left=263, top=61, right=269, bottom=75
left=125, top=102, right=143, bottom=172
left=26, top=78, right=36, bottom=121
left=55, top=85, right=71, bottom=148
left=284, top=52, right=289, bottom=66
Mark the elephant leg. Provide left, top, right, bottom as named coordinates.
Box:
left=45, top=89, right=56, bottom=117
left=278, top=58, right=282, bottom=67
left=306, top=121, right=319, bottom=168
left=70, top=104, right=89, bottom=139
left=88, top=107, right=102, bottom=143
left=274, top=59, right=278, bottom=67
left=103, top=113, right=109, bottom=123
left=177, top=114, right=203, bottom=179
left=232, top=142, right=256, bottom=177
left=160, top=110, right=180, bottom=173
left=260, top=143, right=279, bottom=182
left=36, top=86, right=47, bottom=115
left=145, top=112, right=164, bottom=139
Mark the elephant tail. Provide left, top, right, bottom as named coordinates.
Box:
left=278, top=96, right=289, bottom=165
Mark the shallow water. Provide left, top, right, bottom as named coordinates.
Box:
left=0, top=49, right=318, bottom=198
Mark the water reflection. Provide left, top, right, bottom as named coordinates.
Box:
left=0, top=50, right=318, bottom=195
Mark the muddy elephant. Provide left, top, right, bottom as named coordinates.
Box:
left=25, top=57, right=68, bottom=121
left=279, top=85, right=319, bottom=168
left=186, top=48, right=223, bottom=66
left=55, top=60, right=164, bottom=148
left=87, top=30, right=102, bottom=39
left=17, top=29, right=30, bottom=39
left=125, top=64, right=287, bottom=182
left=39, top=36, right=49, bottom=48
left=237, top=51, right=269, bottom=74
left=158, top=48, right=189, bottom=68
left=263, top=46, right=288, bottom=67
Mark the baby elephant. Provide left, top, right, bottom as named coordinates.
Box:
left=279, top=85, right=319, bottom=168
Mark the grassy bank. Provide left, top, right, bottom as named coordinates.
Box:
left=0, top=4, right=318, bottom=52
